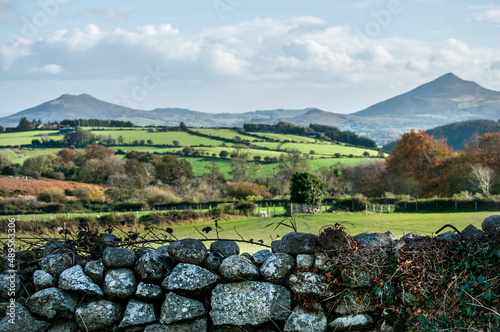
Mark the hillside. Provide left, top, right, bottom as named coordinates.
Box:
left=1, top=73, right=499, bottom=145
left=426, top=119, right=500, bottom=151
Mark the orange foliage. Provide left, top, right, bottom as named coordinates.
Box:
left=0, top=177, right=102, bottom=195
left=385, top=130, right=456, bottom=197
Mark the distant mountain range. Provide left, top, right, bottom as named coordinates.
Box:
left=1, top=73, right=499, bottom=145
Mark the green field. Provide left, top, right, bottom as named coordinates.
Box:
left=0, top=130, right=63, bottom=146
left=91, top=130, right=228, bottom=146
left=257, top=142, right=380, bottom=157
left=0, top=148, right=62, bottom=163
left=249, top=132, right=318, bottom=143
left=7, top=211, right=493, bottom=253
left=196, top=129, right=258, bottom=142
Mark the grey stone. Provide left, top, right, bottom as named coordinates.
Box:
left=252, top=249, right=273, bottom=267
left=155, top=245, right=169, bottom=257
left=162, top=263, right=219, bottom=293
left=26, top=287, right=78, bottom=319
left=284, top=304, right=327, bottom=332
left=33, top=269, right=57, bottom=291
left=437, top=231, right=460, bottom=241
left=135, top=282, right=163, bottom=300
left=210, top=281, right=291, bottom=326
left=260, top=253, right=295, bottom=284
left=462, top=224, right=486, bottom=239
left=75, top=300, right=121, bottom=332
left=355, top=231, right=397, bottom=247
left=482, top=215, right=500, bottom=233
left=240, top=252, right=253, bottom=261
left=43, top=241, right=72, bottom=257
left=328, top=314, right=374, bottom=331
left=119, top=299, right=157, bottom=328
left=380, top=320, right=395, bottom=332
left=41, top=254, right=73, bottom=277
left=102, top=247, right=136, bottom=268
left=0, top=272, right=21, bottom=300
left=134, top=251, right=172, bottom=282
left=84, top=259, right=105, bottom=285
left=271, top=240, right=281, bottom=253
left=314, top=253, right=329, bottom=270
left=288, top=272, right=330, bottom=297
left=333, top=289, right=374, bottom=315
left=136, top=247, right=152, bottom=259
left=276, top=232, right=317, bottom=254
left=296, top=254, right=314, bottom=269
left=103, top=268, right=137, bottom=299
left=160, top=292, right=206, bottom=324
left=0, top=302, right=50, bottom=332
left=58, top=265, right=103, bottom=295
left=211, top=240, right=240, bottom=258
left=48, top=320, right=79, bottom=332
left=101, top=233, right=119, bottom=243
left=342, top=268, right=372, bottom=287
left=144, top=318, right=207, bottom=332
left=201, top=252, right=223, bottom=273
left=219, top=255, right=259, bottom=282
left=400, top=232, right=423, bottom=243
left=167, top=238, right=207, bottom=265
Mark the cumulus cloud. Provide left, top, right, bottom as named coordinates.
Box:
left=1, top=16, right=500, bottom=111
left=470, top=4, right=500, bottom=23
left=32, top=64, right=63, bottom=74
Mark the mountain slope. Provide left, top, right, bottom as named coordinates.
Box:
left=354, top=73, right=500, bottom=123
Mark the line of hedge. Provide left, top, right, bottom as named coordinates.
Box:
left=395, top=198, right=500, bottom=212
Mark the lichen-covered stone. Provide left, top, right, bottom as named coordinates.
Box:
left=144, top=318, right=207, bottom=332
left=48, top=320, right=79, bottom=332
left=119, top=299, right=156, bottom=328
left=271, top=240, right=281, bottom=253
left=135, top=282, right=163, bottom=300
left=155, top=245, right=169, bottom=257
left=167, top=238, right=207, bottom=265
left=103, top=268, right=137, bottom=299
left=437, top=231, right=459, bottom=241
left=260, top=253, right=295, bottom=284
left=219, top=255, right=259, bottom=282
left=162, top=263, right=219, bottom=293
left=134, top=251, right=172, bottom=283
left=461, top=224, right=486, bottom=239
left=102, top=247, right=136, bottom=268
left=328, top=314, right=374, bottom=331
left=342, top=268, right=372, bottom=287
left=355, top=231, right=396, bottom=247
left=252, top=250, right=273, bottom=267
left=0, top=272, right=21, bottom=299
left=160, top=292, right=206, bottom=324
left=400, top=233, right=423, bottom=243
left=210, top=240, right=240, bottom=258
left=0, top=302, right=50, bottom=332
left=33, top=270, right=57, bottom=291
left=58, top=265, right=103, bottom=295
left=26, top=287, right=78, bottom=319
left=332, top=289, right=374, bottom=315
left=276, top=232, right=317, bottom=254
left=75, top=300, right=121, bottom=332
left=210, top=281, right=291, bottom=326
left=482, top=215, right=500, bottom=233
left=296, top=254, right=314, bottom=269
left=202, top=252, right=223, bottom=273
left=41, top=254, right=73, bottom=277
left=284, top=304, right=327, bottom=332
left=84, top=259, right=105, bottom=285
left=288, top=272, right=330, bottom=297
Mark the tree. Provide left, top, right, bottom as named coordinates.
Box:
left=219, top=150, right=229, bottom=159
left=17, top=117, right=35, bottom=131
left=179, top=122, right=188, bottom=131
left=155, top=155, right=194, bottom=185
left=290, top=171, right=326, bottom=206
left=385, top=130, right=455, bottom=197
left=74, top=186, right=105, bottom=202
left=469, top=164, right=495, bottom=197
left=363, top=151, right=370, bottom=157
left=173, top=140, right=180, bottom=147
left=147, top=139, right=153, bottom=145
left=38, top=188, right=65, bottom=203
left=118, top=135, right=125, bottom=145
left=64, top=129, right=96, bottom=147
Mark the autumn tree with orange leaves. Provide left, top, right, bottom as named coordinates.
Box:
left=385, top=130, right=457, bottom=197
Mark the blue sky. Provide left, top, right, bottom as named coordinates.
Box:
left=1, top=0, right=500, bottom=116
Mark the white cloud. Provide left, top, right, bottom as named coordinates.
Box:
left=0, top=37, right=33, bottom=70
left=32, top=64, right=63, bottom=74
left=470, top=4, right=500, bottom=23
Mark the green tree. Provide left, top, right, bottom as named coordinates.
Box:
left=17, top=117, right=35, bottom=131
left=290, top=171, right=326, bottom=206
left=179, top=122, right=188, bottom=131
left=155, top=155, right=194, bottom=185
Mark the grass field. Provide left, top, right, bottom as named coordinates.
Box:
left=0, top=130, right=63, bottom=146
left=0, top=148, right=62, bottom=163
left=7, top=211, right=493, bottom=253
left=249, top=132, right=318, bottom=143
left=196, top=129, right=258, bottom=142
left=257, top=142, right=380, bottom=157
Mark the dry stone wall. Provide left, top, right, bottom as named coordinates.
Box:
left=0, top=215, right=499, bottom=331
